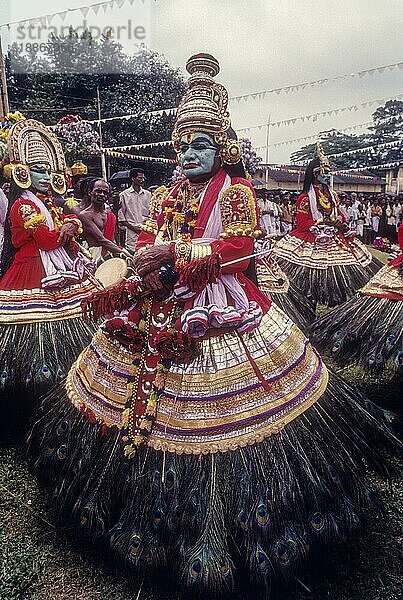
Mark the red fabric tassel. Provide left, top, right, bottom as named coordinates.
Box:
left=178, top=253, right=221, bottom=295
left=81, top=280, right=141, bottom=322
left=238, top=334, right=271, bottom=392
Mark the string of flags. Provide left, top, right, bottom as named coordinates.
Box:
left=253, top=122, right=374, bottom=151
left=235, top=94, right=403, bottom=134
left=229, top=61, right=403, bottom=103
left=0, top=0, right=148, bottom=29
left=104, top=140, right=172, bottom=151
left=327, top=138, right=402, bottom=158
left=101, top=148, right=176, bottom=163
left=264, top=164, right=385, bottom=181
left=254, top=116, right=403, bottom=151
left=46, top=94, right=403, bottom=134
left=333, top=161, right=402, bottom=174
left=84, top=107, right=177, bottom=126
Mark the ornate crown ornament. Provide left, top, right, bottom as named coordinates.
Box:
left=315, top=141, right=330, bottom=175
left=172, top=53, right=241, bottom=166
left=71, top=161, right=88, bottom=177
left=7, top=119, right=67, bottom=194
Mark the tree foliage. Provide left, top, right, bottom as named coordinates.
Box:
left=290, top=100, right=403, bottom=173
left=6, top=30, right=186, bottom=184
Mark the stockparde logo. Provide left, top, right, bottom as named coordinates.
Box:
left=3, top=0, right=152, bottom=74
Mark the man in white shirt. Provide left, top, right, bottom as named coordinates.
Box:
left=338, top=193, right=347, bottom=218
left=392, top=199, right=401, bottom=231
left=261, top=192, right=279, bottom=237
left=345, top=198, right=358, bottom=232
left=118, top=168, right=151, bottom=253
left=350, top=192, right=360, bottom=210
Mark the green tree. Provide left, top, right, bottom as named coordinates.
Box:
left=290, top=100, right=403, bottom=173
left=290, top=129, right=370, bottom=169
left=367, top=99, right=403, bottom=166
left=6, top=31, right=185, bottom=184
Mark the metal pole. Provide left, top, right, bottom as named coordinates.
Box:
left=96, top=85, right=107, bottom=179
left=264, top=113, right=271, bottom=186
left=0, top=35, right=10, bottom=119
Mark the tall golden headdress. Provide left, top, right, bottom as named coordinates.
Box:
left=315, top=141, right=330, bottom=175
left=172, top=53, right=242, bottom=165
left=7, top=119, right=67, bottom=195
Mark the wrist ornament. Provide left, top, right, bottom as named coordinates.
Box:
left=64, top=216, right=83, bottom=235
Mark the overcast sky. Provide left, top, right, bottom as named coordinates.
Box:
left=1, top=0, right=402, bottom=163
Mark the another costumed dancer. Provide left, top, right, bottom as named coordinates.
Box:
left=254, top=240, right=315, bottom=331
left=0, top=119, right=99, bottom=425
left=272, top=146, right=375, bottom=310
left=310, top=223, right=403, bottom=388
left=29, top=55, right=398, bottom=598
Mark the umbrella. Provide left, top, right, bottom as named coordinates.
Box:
left=251, top=178, right=267, bottom=187
left=109, top=170, right=131, bottom=183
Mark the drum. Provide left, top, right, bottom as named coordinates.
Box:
left=94, top=257, right=129, bottom=289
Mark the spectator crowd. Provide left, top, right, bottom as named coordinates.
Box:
left=255, top=188, right=403, bottom=244
left=1, top=171, right=402, bottom=257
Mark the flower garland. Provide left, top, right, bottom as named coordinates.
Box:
left=103, top=316, right=146, bottom=354
left=153, top=329, right=199, bottom=362
left=159, top=182, right=205, bottom=242
left=121, top=301, right=199, bottom=458
left=80, top=284, right=199, bottom=457
left=48, top=201, right=65, bottom=229
left=0, top=111, right=26, bottom=142
left=36, top=194, right=65, bottom=230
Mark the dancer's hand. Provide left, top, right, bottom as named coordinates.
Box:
left=142, top=270, right=165, bottom=293
left=58, top=222, right=77, bottom=245
left=133, top=245, right=174, bottom=277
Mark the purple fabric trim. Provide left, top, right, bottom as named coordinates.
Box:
left=73, top=368, right=125, bottom=415
left=162, top=339, right=310, bottom=403
left=154, top=356, right=323, bottom=437
left=88, top=341, right=132, bottom=380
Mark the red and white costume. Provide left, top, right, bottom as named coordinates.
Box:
left=0, top=191, right=98, bottom=409
left=272, top=184, right=374, bottom=307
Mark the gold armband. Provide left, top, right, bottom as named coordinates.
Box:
left=190, top=243, right=212, bottom=261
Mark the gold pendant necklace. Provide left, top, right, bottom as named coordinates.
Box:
left=317, top=188, right=331, bottom=211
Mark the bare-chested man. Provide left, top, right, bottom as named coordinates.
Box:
left=79, top=179, right=126, bottom=259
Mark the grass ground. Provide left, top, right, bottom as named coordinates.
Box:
left=0, top=434, right=402, bottom=600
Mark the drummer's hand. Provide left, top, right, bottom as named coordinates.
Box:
left=133, top=246, right=174, bottom=277
left=58, top=222, right=77, bottom=245
left=119, top=248, right=132, bottom=259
